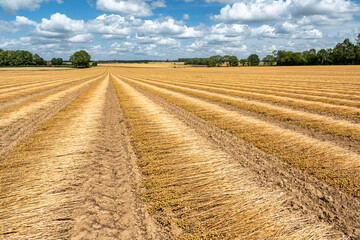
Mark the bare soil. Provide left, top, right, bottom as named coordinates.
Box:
left=70, top=77, right=167, bottom=239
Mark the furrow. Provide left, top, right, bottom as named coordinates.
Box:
left=0, top=74, right=104, bottom=157
left=121, top=66, right=360, bottom=100
left=117, top=74, right=360, bottom=147
left=0, top=72, right=105, bottom=103
left=123, top=74, right=360, bottom=239
left=117, top=75, right=360, bottom=198
left=0, top=75, right=108, bottom=239
left=70, top=76, right=167, bottom=240
left=137, top=77, right=360, bottom=109
left=111, top=74, right=331, bottom=239
left=127, top=75, right=360, bottom=120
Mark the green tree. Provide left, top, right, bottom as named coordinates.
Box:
left=33, top=54, right=46, bottom=65
left=356, top=33, right=360, bottom=47
left=302, top=49, right=318, bottom=65
left=317, top=49, right=329, bottom=65
left=207, top=58, right=217, bottom=67
left=223, top=55, right=231, bottom=66
left=51, top=57, right=63, bottom=65
left=0, top=49, right=4, bottom=66
left=228, top=56, right=239, bottom=66
left=70, top=50, right=91, bottom=68
left=209, top=55, right=224, bottom=67
left=263, top=55, right=276, bottom=66
left=247, top=54, right=260, bottom=66
left=239, top=59, right=247, bottom=66
left=92, top=61, right=98, bottom=67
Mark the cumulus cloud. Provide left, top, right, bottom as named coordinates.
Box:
left=0, top=0, right=62, bottom=14
left=151, top=0, right=166, bottom=8
left=87, top=14, right=137, bottom=39
left=0, top=16, right=36, bottom=33
left=95, top=0, right=165, bottom=17
left=136, top=17, right=203, bottom=38
left=212, top=0, right=359, bottom=25
left=33, top=13, right=86, bottom=39
left=211, top=0, right=289, bottom=23
left=289, top=0, right=359, bottom=19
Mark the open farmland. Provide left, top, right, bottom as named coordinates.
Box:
left=1, top=65, right=360, bottom=239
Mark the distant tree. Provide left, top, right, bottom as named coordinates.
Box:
left=263, top=55, right=276, bottom=66
left=207, top=58, right=217, bottom=67
left=356, top=33, right=360, bottom=47
left=302, top=49, right=318, bottom=65
left=33, top=54, right=46, bottom=65
left=223, top=55, right=231, bottom=66
left=70, top=50, right=91, bottom=68
left=209, top=55, right=224, bottom=67
left=51, top=58, right=57, bottom=65
left=180, top=58, right=209, bottom=65
left=239, top=59, right=247, bottom=66
left=228, top=56, right=239, bottom=66
left=51, top=57, right=63, bottom=65
left=92, top=61, right=98, bottom=67
left=317, top=49, right=330, bottom=65
left=247, top=54, right=260, bottom=66
left=0, top=49, right=4, bottom=65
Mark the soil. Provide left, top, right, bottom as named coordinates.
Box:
left=0, top=77, right=99, bottom=156
left=123, top=76, right=360, bottom=239
left=1, top=68, right=359, bottom=239
left=69, top=77, right=167, bottom=239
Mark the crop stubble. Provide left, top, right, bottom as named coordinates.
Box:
left=1, top=66, right=359, bottom=239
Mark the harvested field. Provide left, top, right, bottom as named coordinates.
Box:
left=1, top=65, right=360, bottom=239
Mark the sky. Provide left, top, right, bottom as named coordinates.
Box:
left=0, top=0, right=359, bottom=60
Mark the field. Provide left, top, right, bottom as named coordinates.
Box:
left=0, top=65, right=360, bottom=239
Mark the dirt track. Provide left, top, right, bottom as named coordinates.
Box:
left=0, top=67, right=359, bottom=239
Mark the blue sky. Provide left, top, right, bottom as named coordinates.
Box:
left=0, top=0, right=359, bottom=60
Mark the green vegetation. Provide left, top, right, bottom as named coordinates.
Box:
left=0, top=49, right=46, bottom=66
left=51, top=57, right=63, bottom=66
left=69, top=50, right=91, bottom=68
left=274, top=35, right=360, bottom=66
left=178, top=34, right=360, bottom=67
left=247, top=54, right=260, bottom=66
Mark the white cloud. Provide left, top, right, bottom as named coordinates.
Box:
left=212, top=0, right=289, bottom=23
left=210, top=23, right=247, bottom=36
left=136, top=35, right=181, bottom=47
left=211, top=0, right=359, bottom=25
left=87, top=14, right=136, bottom=39
left=275, top=21, right=297, bottom=34
left=291, top=28, right=323, bottom=39
left=183, top=14, right=189, bottom=20
left=151, top=0, right=166, bottom=8
left=289, top=0, right=359, bottom=19
left=0, top=16, right=36, bottom=33
left=251, top=25, right=277, bottom=37
left=69, top=33, right=93, bottom=43
left=96, top=0, right=163, bottom=17
left=136, top=17, right=203, bottom=38
left=14, top=16, right=37, bottom=26
left=0, top=0, right=62, bottom=14
left=34, top=13, right=86, bottom=38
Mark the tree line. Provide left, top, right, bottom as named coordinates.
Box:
left=0, top=49, right=47, bottom=66
left=0, top=49, right=95, bottom=68
left=179, top=34, right=360, bottom=67
left=274, top=35, right=360, bottom=65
